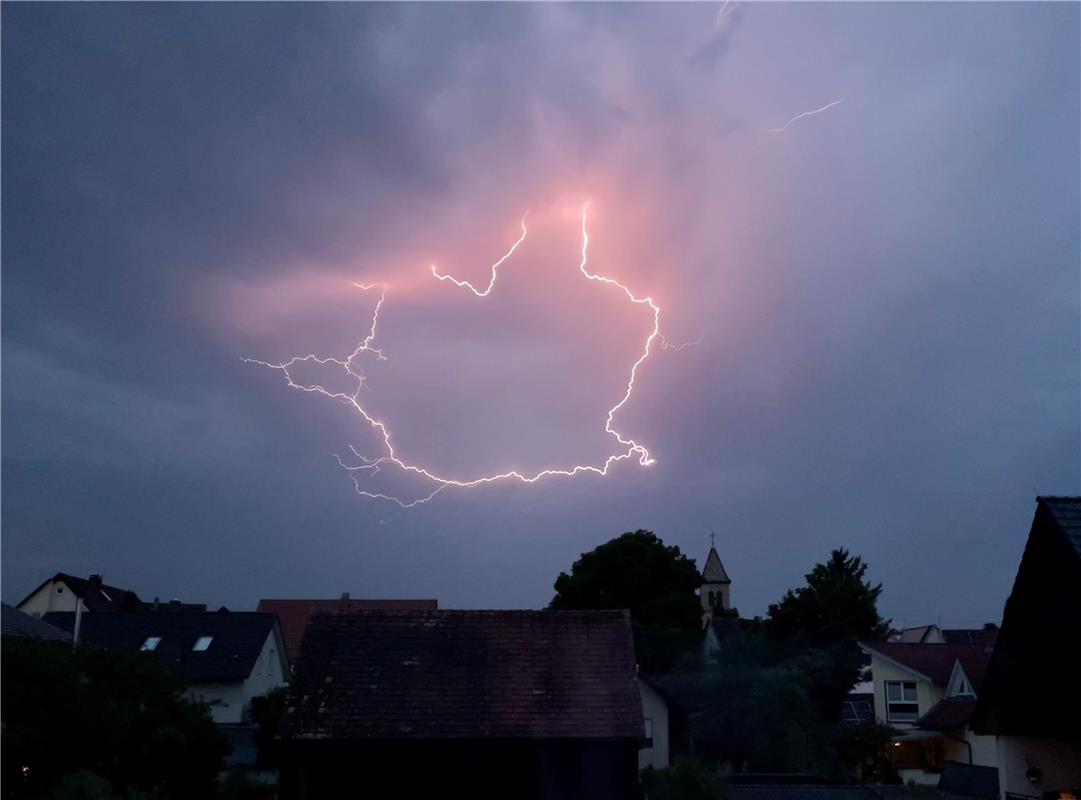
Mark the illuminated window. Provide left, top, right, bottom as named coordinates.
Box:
left=140, top=636, right=162, bottom=652
left=886, top=681, right=919, bottom=722
left=193, top=636, right=213, bottom=652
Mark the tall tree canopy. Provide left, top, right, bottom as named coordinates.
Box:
left=766, top=548, right=890, bottom=647
left=550, top=529, right=702, bottom=673
left=766, top=548, right=891, bottom=720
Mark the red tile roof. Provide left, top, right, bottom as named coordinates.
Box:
left=917, top=697, right=978, bottom=731
left=256, top=598, right=438, bottom=666
left=863, top=641, right=996, bottom=686
left=280, top=609, right=643, bottom=741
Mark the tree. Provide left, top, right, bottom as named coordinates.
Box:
left=2, top=638, right=227, bottom=800
left=766, top=548, right=891, bottom=721
left=550, top=530, right=702, bottom=674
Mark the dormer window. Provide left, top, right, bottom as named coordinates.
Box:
left=193, top=636, right=213, bottom=652
left=141, top=636, right=162, bottom=652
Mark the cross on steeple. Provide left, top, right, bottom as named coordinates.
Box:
left=709, top=530, right=716, bottom=548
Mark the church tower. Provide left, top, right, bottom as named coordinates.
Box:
left=700, top=539, right=732, bottom=625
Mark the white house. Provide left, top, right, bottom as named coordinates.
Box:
left=44, top=609, right=288, bottom=724
left=637, top=678, right=670, bottom=770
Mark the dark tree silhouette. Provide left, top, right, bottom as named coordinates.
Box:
left=550, top=529, right=702, bottom=674
left=2, top=638, right=227, bottom=800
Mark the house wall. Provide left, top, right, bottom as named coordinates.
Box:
left=242, top=630, right=289, bottom=710
left=18, top=582, right=79, bottom=618
left=192, top=681, right=246, bottom=724
left=869, top=655, right=942, bottom=727
left=638, top=680, right=669, bottom=770
left=995, top=735, right=1081, bottom=800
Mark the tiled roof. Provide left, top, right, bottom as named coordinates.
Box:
left=1, top=603, right=70, bottom=641
left=281, top=609, right=643, bottom=741
left=256, top=597, right=438, bottom=666
left=917, top=697, right=978, bottom=731
left=44, top=610, right=280, bottom=682
left=942, top=627, right=999, bottom=646
left=702, top=547, right=731, bottom=583
left=862, top=642, right=996, bottom=686
left=1038, top=496, right=1081, bottom=560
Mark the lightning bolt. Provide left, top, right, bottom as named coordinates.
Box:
left=247, top=204, right=693, bottom=507
left=766, top=100, right=843, bottom=134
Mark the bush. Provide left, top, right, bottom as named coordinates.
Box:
left=642, top=757, right=727, bottom=800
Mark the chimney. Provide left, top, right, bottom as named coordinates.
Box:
left=169, top=599, right=181, bottom=609
left=153, top=597, right=160, bottom=611
left=88, top=574, right=103, bottom=590
left=341, top=592, right=350, bottom=601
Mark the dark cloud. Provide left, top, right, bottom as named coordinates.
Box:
left=2, top=3, right=1078, bottom=626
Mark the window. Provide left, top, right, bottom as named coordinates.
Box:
left=708, top=591, right=715, bottom=607
left=193, top=636, right=214, bottom=652
left=644, top=718, right=654, bottom=747
left=885, top=681, right=919, bottom=722
left=140, top=636, right=162, bottom=652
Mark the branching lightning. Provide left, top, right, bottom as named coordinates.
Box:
left=766, top=100, right=843, bottom=134
left=247, top=205, right=695, bottom=507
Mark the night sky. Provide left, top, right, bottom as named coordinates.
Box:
left=3, top=3, right=1078, bottom=628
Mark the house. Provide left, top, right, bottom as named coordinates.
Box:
left=858, top=638, right=997, bottom=786
left=1, top=602, right=70, bottom=642
left=699, top=543, right=733, bottom=626
left=256, top=594, right=438, bottom=668
left=972, top=496, right=1081, bottom=800
left=43, top=610, right=288, bottom=725
left=638, top=677, right=670, bottom=770
left=17, top=573, right=143, bottom=617
left=277, top=609, right=645, bottom=800
left=891, top=624, right=999, bottom=646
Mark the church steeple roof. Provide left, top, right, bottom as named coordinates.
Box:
left=702, top=547, right=731, bottom=584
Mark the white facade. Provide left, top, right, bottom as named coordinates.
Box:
left=18, top=580, right=81, bottom=618
left=637, top=679, right=670, bottom=771
left=192, top=629, right=289, bottom=724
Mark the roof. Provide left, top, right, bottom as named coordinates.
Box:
left=43, top=610, right=281, bottom=682
left=701, top=547, right=731, bottom=583
left=1, top=603, right=71, bottom=641
left=281, top=609, right=643, bottom=741
left=917, top=697, right=978, bottom=731
left=973, top=497, right=1081, bottom=737
left=861, top=641, right=996, bottom=686
left=896, top=624, right=937, bottom=643
left=257, top=597, right=438, bottom=666
left=1038, top=495, right=1081, bottom=560
left=18, top=572, right=142, bottom=613
left=942, top=626, right=999, bottom=646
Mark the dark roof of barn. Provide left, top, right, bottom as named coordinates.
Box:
left=43, top=611, right=279, bottom=682
left=281, top=609, right=643, bottom=741
left=18, top=572, right=142, bottom=613
left=1, top=603, right=71, bottom=641
left=1038, top=496, right=1081, bottom=559
left=257, top=597, right=438, bottom=667
left=917, top=697, right=979, bottom=731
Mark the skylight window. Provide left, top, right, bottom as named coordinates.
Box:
left=140, top=636, right=162, bottom=652
left=192, top=636, right=213, bottom=652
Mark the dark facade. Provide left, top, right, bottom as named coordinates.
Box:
left=278, top=609, right=645, bottom=800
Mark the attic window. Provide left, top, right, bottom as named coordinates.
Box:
left=140, top=637, right=162, bottom=652
left=193, top=636, right=214, bottom=652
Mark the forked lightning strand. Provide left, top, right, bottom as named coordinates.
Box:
left=247, top=205, right=693, bottom=507
left=766, top=100, right=843, bottom=134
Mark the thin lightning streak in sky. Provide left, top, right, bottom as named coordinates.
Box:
left=247, top=205, right=692, bottom=507
left=714, top=0, right=732, bottom=31
left=430, top=214, right=529, bottom=297
left=766, top=100, right=843, bottom=134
